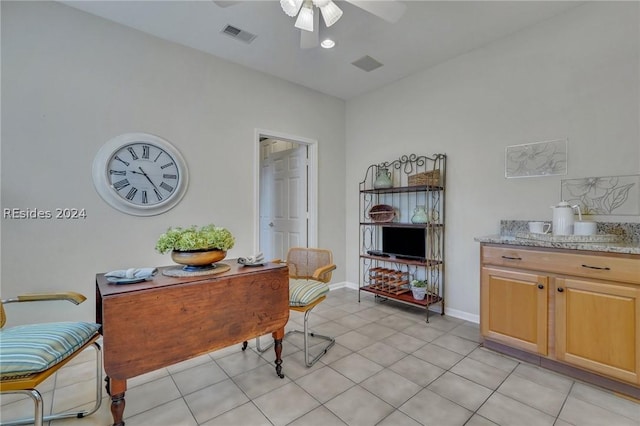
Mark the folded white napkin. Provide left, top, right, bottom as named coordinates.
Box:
left=105, top=267, right=158, bottom=279
left=238, top=253, right=265, bottom=265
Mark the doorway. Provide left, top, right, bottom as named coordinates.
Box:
left=255, top=130, right=318, bottom=261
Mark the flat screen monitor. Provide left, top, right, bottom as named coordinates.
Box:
left=382, top=226, right=426, bottom=260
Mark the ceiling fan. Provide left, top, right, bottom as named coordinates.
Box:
left=214, top=0, right=406, bottom=49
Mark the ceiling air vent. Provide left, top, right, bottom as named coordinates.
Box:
left=221, top=24, right=257, bottom=44
left=351, top=55, right=384, bottom=72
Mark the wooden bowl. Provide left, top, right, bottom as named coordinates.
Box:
left=171, top=249, right=227, bottom=266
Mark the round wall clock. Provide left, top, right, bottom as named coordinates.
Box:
left=92, top=133, right=189, bottom=216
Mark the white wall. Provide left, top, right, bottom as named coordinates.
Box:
left=3, top=1, right=638, bottom=326
left=345, top=2, right=639, bottom=320
left=1, top=1, right=346, bottom=325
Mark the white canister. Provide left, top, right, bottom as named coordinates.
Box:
left=574, top=221, right=597, bottom=236
left=550, top=201, right=577, bottom=236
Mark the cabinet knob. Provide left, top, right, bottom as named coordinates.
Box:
left=557, top=287, right=564, bottom=292
left=538, top=284, right=544, bottom=289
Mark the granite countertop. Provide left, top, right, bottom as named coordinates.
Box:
left=475, top=220, right=640, bottom=255
left=474, top=234, right=640, bottom=255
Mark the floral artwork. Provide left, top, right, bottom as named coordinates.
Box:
left=505, top=139, right=567, bottom=178
left=561, top=175, right=640, bottom=215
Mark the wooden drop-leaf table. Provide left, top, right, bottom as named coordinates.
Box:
left=96, top=261, right=289, bottom=426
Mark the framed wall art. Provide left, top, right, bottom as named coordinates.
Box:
left=505, top=138, right=568, bottom=178
left=561, top=175, right=640, bottom=216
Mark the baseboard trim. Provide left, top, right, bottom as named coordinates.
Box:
left=330, top=281, right=357, bottom=291
left=445, top=308, right=479, bottom=324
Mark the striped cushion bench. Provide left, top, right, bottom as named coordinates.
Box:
left=289, top=279, right=330, bottom=307
left=0, top=321, right=101, bottom=378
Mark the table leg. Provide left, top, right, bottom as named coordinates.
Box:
left=110, top=393, right=126, bottom=426
left=105, top=376, right=127, bottom=426
left=272, top=329, right=285, bottom=378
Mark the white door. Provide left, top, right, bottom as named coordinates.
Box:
left=259, top=144, right=308, bottom=261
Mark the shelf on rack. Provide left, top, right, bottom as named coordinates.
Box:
left=360, top=254, right=443, bottom=267
left=361, top=285, right=443, bottom=307
left=368, top=283, right=410, bottom=295
left=360, top=185, right=444, bottom=194
left=359, top=222, right=444, bottom=228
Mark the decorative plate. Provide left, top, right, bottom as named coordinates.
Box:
left=106, top=277, right=151, bottom=285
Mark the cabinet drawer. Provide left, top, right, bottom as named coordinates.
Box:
left=482, top=245, right=640, bottom=285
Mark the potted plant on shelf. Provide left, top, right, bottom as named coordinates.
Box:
left=156, top=224, right=235, bottom=270
left=410, top=279, right=427, bottom=300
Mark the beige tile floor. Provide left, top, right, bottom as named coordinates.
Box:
left=2, top=288, right=639, bottom=426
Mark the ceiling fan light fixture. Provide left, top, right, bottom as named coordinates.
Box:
left=280, top=0, right=303, bottom=17
left=294, top=4, right=314, bottom=32
left=320, top=39, right=335, bottom=49
left=319, top=1, right=342, bottom=27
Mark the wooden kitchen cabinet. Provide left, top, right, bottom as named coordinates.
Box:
left=555, top=277, right=640, bottom=384
left=481, top=267, right=548, bottom=355
left=480, top=243, right=640, bottom=395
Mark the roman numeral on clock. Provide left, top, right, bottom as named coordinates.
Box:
left=114, top=155, right=129, bottom=167
left=125, top=187, right=138, bottom=200
left=163, top=174, right=177, bottom=179
left=160, top=182, right=174, bottom=193
left=160, top=162, right=174, bottom=169
left=141, top=190, right=148, bottom=204
left=154, top=188, right=163, bottom=201
left=142, top=145, right=150, bottom=159
left=127, top=147, right=139, bottom=160
left=113, top=179, right=130, bottom=191
left=109, top=170, right=126, bottom=176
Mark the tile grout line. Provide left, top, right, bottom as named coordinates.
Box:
left=553, top=381, right=575, bottom=426
left=166, top=363, right=201, bottom=425
left=459, top=359, right=521, bottom=426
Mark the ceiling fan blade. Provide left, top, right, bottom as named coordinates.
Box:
left=212, top=1, right=241, bottom=8
left=345, top=0, right=406, bottom=23
left=300, top=11, right=319, bottom=49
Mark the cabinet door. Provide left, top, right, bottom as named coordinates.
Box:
left=481, top=267, right=548, bottom=355
left=555, top=277, right=640, bottom=384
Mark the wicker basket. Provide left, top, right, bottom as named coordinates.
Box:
left=368, top=204, right=395, bottom=222
left=408, top=169, right=441, bottom=187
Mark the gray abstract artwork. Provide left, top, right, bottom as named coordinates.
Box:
left=561, top=175, right=640, bottom=215
left=505, top=139, right=567, bottom=178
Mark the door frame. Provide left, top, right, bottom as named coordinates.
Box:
left=253, top=128, right=318, bottom=253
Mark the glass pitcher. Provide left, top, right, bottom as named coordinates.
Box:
left=373, top=167, right=392, bottom=189
left=411, top=205, right=429, bottom=224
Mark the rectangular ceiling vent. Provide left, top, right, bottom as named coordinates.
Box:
left=351, top=55, right=384, bottom=72
left=221, top=24, right=257, bottom=44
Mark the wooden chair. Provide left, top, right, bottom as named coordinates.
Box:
left=249, top=247, right=337, bottom=367
left=0, top=292, right=102, bottom=426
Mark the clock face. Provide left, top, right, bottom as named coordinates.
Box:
left=107, top=143, right=179, bottom=206
left=93, top=133, right=189, bottom=216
